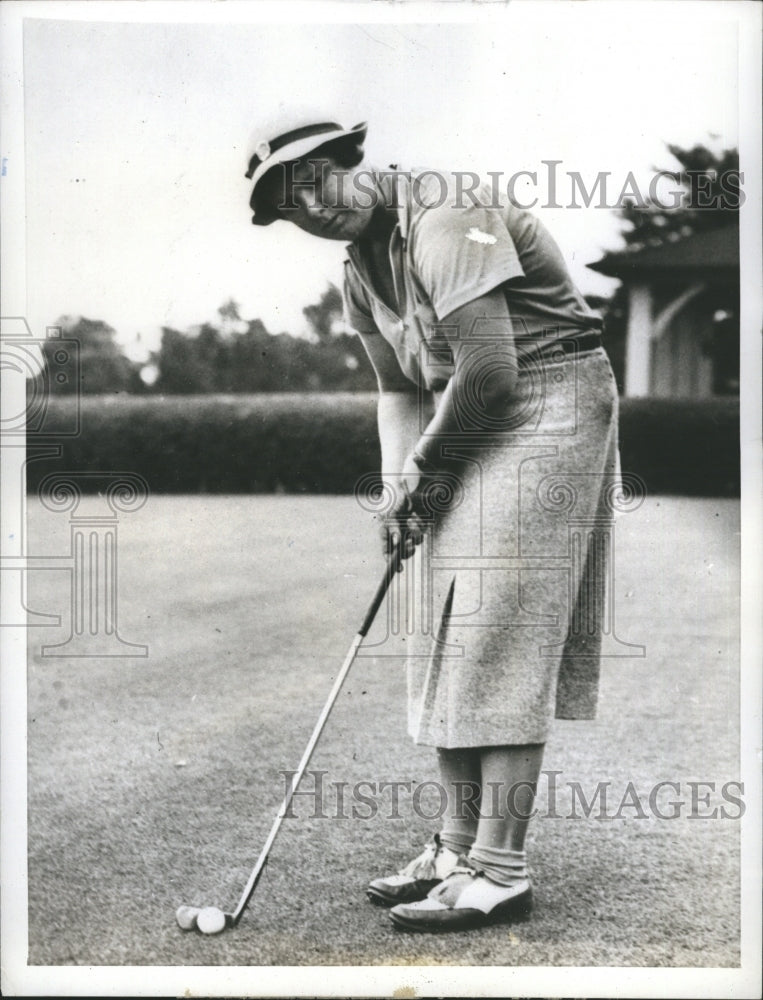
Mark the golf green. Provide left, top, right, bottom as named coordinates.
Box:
left=24, top=495, right=741, bottom=967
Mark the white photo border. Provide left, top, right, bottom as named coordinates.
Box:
left=1, top=1, right=761, bottom=997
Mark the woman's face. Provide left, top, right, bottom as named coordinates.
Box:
left=272, top=155, right=376, bottom=241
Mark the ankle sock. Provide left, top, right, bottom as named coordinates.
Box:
left=438, top=829, right=476, bottom=856
left=468, top=844, right=528, bottom=886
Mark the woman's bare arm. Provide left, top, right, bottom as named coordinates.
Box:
left=357, top=330, right=435, bottom=477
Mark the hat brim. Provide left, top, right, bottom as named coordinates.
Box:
left=249, top=122, right=368, bottom=196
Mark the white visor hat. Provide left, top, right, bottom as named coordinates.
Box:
left=245, top=119, right=368, bottom=223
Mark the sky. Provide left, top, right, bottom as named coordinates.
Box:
left=17, top=2, right=741, bottom=359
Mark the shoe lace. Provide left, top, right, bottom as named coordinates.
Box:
left=399, top=833, right=445, bottom=879
left=447, top=856, right=483, bottom=879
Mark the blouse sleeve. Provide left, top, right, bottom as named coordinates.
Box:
left=342, top=260, right=378, bottom=334
left=409, top=176, right=526, bottom=321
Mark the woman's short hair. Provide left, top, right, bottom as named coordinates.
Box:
left=250, top=132, right=365, bottom=225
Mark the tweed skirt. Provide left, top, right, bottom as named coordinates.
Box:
left=404, top=346, right=620, bottom=749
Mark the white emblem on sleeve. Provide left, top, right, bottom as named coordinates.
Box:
left=465, top=227, right=498, bottom=245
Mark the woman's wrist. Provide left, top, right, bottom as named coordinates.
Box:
left=400, top=452, right=422, bottom=497
left=410, top=446, right=437, bottom=474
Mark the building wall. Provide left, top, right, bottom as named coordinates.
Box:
left=624, top=279, right=738, bottom=399
left=650, top=298, right=714, bottom=398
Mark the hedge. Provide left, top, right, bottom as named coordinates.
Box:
left=615, top=396, right=739, bottom=497
left=25, top=393, right=739, bottom=496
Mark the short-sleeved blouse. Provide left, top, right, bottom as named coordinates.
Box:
left=343, top=168, right=602, bottom=390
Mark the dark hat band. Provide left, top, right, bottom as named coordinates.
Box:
left=245, top=121, right=343, bottom=179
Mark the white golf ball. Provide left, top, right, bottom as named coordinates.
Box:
left=197, top=906, right=227, bottom=935
left=176, top=905, right=200, bottom=931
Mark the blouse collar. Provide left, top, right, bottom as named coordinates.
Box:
left=347, top=165, right=410, bottom=247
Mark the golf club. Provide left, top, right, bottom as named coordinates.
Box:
left=177, top=540, right=404, bottom=934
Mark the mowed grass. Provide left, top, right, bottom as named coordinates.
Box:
left=25, top=495, right=740, bottom=967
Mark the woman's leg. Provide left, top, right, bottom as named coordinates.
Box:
left=366, top=747, right=481, bottom=906
left=387, top=743, right=544, bottom=929
left=476, top=744, right=545, bottom=850
left=436, top=747, right=482, bottom=854
left=466, top=743, right=545, bottom=885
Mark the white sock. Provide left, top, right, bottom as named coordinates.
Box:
left=468, top=845, right=527, bottom=886
left=439, top=829, right=476, bottom=856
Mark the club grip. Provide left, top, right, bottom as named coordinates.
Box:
left=357, top=542, right=403, bottom=638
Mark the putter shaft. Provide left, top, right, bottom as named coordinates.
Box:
left=230, top=544, right=403, bottom=925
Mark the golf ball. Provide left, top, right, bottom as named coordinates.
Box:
left=197, top=906, right=227, bottom=935
left=175, top=905, right=200, bottom=931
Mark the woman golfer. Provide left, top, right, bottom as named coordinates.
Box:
left=245, top=115, right=619, bottom=932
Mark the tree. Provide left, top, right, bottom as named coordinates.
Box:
left=618, top=142, right=740, bottom=249
left=44, top=315, right=138, bottom=394
left=302, top=284, right=344, bottom=342
left=302, top=284, right=376, bottom=391
left=153, top=327, right=217, bottom=393
left=142, top=282, right=380, bottom=394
